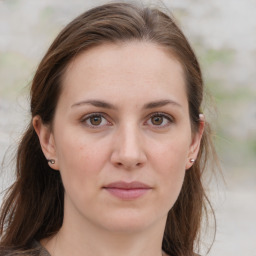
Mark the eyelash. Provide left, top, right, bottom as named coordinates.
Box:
left=81, top=112, right=111, bottom=129
left=81, top=112, right=174, bottom=129
left=145, top=112, right=174, bottom=128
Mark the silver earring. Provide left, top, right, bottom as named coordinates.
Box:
left=47, top=159, right=55, bottom=164
left=189, top=158, right=195, bottom=163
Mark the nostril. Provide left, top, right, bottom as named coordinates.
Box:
left=115, top=161, right=143, bottom=168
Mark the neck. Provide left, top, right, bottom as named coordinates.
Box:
left=42, top=209, right=167, bottom=256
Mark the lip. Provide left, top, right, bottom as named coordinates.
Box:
left=103, top=181, right=152, bottom=200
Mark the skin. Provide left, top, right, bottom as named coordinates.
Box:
left=34, top=41, right=204, bottom=256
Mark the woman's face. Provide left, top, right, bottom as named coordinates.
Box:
left=36, top=42, right=203, bottom=233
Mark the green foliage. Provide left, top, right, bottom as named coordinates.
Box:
left=202, top=48, right=235, bottom=66
left=0, top=52, right=32, bottom=98
left=40, top=6, right=55, bottom=21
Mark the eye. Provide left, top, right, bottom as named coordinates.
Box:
left=89, top=115, right=102, bottom=125
left=81, top=113, right=111, bottom=128
left=145, top=113, right=173, bottom=128
left=151, top=116, right=164, bottom=125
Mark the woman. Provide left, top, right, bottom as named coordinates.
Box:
left=0, top=2, right=217, bottom=256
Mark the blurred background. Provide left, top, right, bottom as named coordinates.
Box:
left=0, top=0, right=255, bottom=255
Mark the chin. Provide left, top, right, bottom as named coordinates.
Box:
left=97, top=209, right=162, bottom=234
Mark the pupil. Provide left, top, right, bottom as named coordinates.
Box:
left=152, top=116, right=163, bottom=125
left=91, top=116, right=101, bottom=125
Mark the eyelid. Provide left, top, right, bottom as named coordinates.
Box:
left=144, top=112, right=174, bottom=127
left=148, top=112, right=174, bottom=120
left=80, top=111, right=174, bottom=129
left=81, top=112, right=112, bottom=128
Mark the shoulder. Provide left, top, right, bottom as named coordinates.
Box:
left=162, top=251, right=201, bottom=256
left=0, top=241, right=47, bottom=256
left=31, top=241, right=50, bottom=256
left=0, top=250, right=39, bottom=256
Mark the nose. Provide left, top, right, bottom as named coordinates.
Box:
left=110, top=124, right=147, bottom=169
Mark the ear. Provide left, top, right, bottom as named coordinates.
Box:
left=33, top=115, right=59, bottom=170
left=186, top=114, right=205, bottom=170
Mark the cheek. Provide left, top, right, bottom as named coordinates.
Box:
left=156, top=149, right=186, bottom=192
left=151, top=136, right=190, bottom=173
left=54, top=136, right=112, bottom=213
left=150, top=138, right=190, bottom=205
left=56, top=128, right=105, bottom=167
left=54, top=132, right=110, bottom=190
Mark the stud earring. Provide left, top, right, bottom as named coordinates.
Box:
left=47, top=159, right=55, bottom=164
left=189, top=158, right=195, bottom=163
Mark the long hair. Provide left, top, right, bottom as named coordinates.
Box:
left=0, top=2, right=217, bottom=255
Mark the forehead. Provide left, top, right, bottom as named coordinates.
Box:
left=65, top=41, right=183, bottom=77
left=60, top=41, right=187, bottom=107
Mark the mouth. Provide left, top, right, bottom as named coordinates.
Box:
left=103, top=181, right=152, bottom=200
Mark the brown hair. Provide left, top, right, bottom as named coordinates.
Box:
left=0, top=2, right=217, bottom=256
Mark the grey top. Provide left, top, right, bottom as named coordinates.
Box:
left=32, top=241, right=51, bottom=256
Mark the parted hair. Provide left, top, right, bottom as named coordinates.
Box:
left=0, top=2, right=217, bottom=256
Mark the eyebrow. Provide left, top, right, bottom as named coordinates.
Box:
left=143, top=99, right=182, bottom=109
left=71, top=100, right=116, bottom=109
left=71, top=99, right=182, bottom=109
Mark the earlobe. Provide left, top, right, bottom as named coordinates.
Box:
left=186, top=114, right=205, bottom=170
left=33, top=116, right=59, bottom=170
